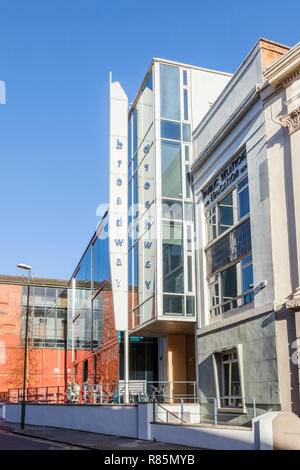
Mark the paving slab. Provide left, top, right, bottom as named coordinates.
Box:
left=0, top=419, right=199, bottom=450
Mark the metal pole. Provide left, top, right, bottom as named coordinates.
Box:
left=181, top=398, right=184, bottom=423
left=213, top=398, right=217, bottom=426
left=124, top=329, right=129, bottom=404
left=71, top=278, right=75, bottom=363
left=21, top=269, right=31, bottom=430
left=253, top=397, right=256, bottom=419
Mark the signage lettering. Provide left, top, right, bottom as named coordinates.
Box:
left=116, top=139, right=123, bottom=149
left=202, top=150, right=247, bottom=205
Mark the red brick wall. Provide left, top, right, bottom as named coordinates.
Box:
left=260, top=39, right=290, bottom=72
left=0, top=283, right=72, bottom=392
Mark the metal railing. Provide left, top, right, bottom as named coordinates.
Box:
left=209, top=289, right=254, bottom=317
left=153, top=396, right=258, bottom=428
left=6, top=380, right=197, bottom=405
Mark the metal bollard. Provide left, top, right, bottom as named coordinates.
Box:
left=253, top=397, right=256, bottom=419
left=181, top=398, right=184, bottom=423
left=213, top=398, right=217, bottom=426
left=153, top=398, right=156, bottom=422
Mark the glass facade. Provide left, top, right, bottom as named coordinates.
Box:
left=128, top=61, right=195, bottom=326
left=21, top=285, right=68, bottom=349
left=159, top=63, right=194, bottom=318
left=128, top=69, right=155, bottom=327
left=67, top=212, right=110, bottom=351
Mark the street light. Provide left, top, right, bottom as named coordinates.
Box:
left=17, top=263, right=32, bottom=430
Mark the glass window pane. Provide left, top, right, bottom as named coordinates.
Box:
left=239, top=186, right=250, bottom=219
left=186, top=225, right=192, bottom=252
left=232, top=362, right=241, bottom=396
left=160, top=120, right=181, bottom=140
left=185, top=145, right=190, bottom=161
left=183, top=89, right=189, bottom=121
left=93, top=226, right=110, bottom=290
left=219, top=206, right=234, bottom=227
left=182, top=123, right=191, bottom=142
left=183, top=70, right=188, bottom=86
left=184, top=202, right=193, bottom=222
left=242, top=254, right=252, bottom=267
left=160, top=64, right=180, bottom=121
left=161, top=140, right=182, bottom=199
left=163, top=221, right=184, bottom=293
left=143, top=72, right=153, bottom=91
left=187, top=256, right=193, bottom=291
left=163, top=294, right=184, bottom=316
left=185, top=165, right=191, bottom=198
left=242, top=264, right=253, bottom=292
left=209, top=282, right=219, bottom=307
left=220, top=192, right=233, bottom=206
left=222, top=264, right=237, bottom=311
left=186, top=296, right=195, bottom=317
left=162, top=199, right=183, bottom=220
left=238, top=176, right=248, bottom=191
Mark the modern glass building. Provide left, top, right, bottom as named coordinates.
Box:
left=116, top=59, right=232, bottom=390
left=68, top=58, right=231, bottom=392
left=67, top=211, right=158, bottom=388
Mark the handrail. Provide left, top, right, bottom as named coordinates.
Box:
left=209, top=288, right=254, bottom=314
left=155, top=402, right=186, bottom=424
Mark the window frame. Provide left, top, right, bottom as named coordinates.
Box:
left=205, top=176, right=249, bottom=245
left=208, top=254, right=254, bottom=317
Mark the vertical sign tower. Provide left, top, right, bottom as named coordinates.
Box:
left=109, top=77, right=129, bottom=401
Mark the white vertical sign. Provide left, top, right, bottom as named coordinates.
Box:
left=109, top=79, right=128, bottom=331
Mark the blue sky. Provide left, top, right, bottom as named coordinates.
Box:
left=0, top=0, right=299, bottom=280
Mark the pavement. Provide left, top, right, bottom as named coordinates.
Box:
left=0, top=419, right=198, bottom=450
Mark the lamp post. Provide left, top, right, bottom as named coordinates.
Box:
left=17, top=263, right=32, bottom=430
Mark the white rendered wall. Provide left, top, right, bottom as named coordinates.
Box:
left=4, top=403, right=276, bottom=450
left=5, top=404, right=138, bottom=438
left=191, top=68, right=231, bottom=135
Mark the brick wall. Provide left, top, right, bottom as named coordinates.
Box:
left=260, top=39, right=290, bottom=72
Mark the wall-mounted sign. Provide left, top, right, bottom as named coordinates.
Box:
left=202, top=150, right=247, bottom=208
left=109, top=80, right=128, bottom=332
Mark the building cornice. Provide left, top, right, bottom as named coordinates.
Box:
left=280, top=106, right=300, bottom=134
left=263, top=42, right=300, bottom=86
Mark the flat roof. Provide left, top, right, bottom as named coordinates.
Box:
left=0, top=274, right=69, bottom=288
